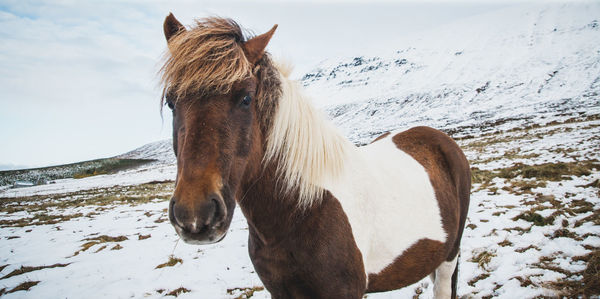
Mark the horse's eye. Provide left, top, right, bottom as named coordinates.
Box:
left=241, top=94, right=252, bottom=108
left=166, top=100, right=175, bottom=110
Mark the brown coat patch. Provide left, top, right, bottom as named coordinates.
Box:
left=240, top=164, right=367, bottom=299
left=366, top=126, right=470, bottom=292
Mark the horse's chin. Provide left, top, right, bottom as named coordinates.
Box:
left=175, top=225, right=228, bottom=245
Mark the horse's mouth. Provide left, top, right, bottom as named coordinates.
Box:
left=173, top=223, right=228, bottom=245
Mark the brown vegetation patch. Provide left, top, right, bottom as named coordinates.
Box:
left=471, top=160, right=599, bottom=188
left=0, top=263, right=69, bottom=280
left=166, top=287, right=191, bottom=297
left=498, top=239, right=513, bottom=247
left=470, top=250, right=496, bottom=270
left=0, top=213, right=84, bottom=228
left=468, top=273, right=491, bottom=287
left=499, top=161, right=598, bottom=181
left=138, top=234, right=151, bottom=240
left=574, top=208, right=600, bottom=227
left=549, top=228, right=582, bottom=240
left=0, top=181, right=173, bottom=217
left=503, top=226, right=531, bottom=234
left=541, top=249, right=600, bottom=297
left=515, top=245, right=540, bottom=253
left=512, top=211, right=555, bottom=226
left=72, top=235, right=128, bottom=256
left=156, top=255, right=183, bottom=269
left=5, top=280, right=40, bottom=294
left=227, top=286, right=265, bottom=299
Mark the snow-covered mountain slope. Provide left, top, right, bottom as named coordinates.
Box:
left=303, top=1, right=600, bottom=144
left=116, top=1, right=600, bottom=160
left=117, top=139, right=175, bottom=164
left=1, top=2, right=599, bottom=299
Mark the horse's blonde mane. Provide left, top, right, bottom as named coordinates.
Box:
left=265, top=62, right=354, bottom=208
left=160, top=17, right=251, bottom=100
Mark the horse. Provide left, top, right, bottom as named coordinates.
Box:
left=160, top=13, right=471, bottom=299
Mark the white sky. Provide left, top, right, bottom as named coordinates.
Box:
left=0, top=0, right=515, bottom=170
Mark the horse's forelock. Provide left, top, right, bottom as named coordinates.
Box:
left=160, top=17, right=253, bottom=103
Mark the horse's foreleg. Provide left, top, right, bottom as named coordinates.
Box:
left=433, top=255, right=458, bottom=299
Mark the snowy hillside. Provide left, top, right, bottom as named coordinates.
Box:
left=117, top=139, right=175, bottom=164
left=303, top=1, right=600, bottom=144
left=1, top=2, right=599, bottom=299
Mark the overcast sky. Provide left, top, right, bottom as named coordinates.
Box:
left=0, top=0, right=516, bottom=170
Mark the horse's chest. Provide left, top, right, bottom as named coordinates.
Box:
left=323, top=136, right=447, bottom=275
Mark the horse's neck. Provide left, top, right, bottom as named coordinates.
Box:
left=237, top=162, right=313, bottom=245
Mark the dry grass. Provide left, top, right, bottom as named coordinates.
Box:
left=138, top=234, right=151, bottom=240
left=72, top=235, right=128, bottom=256
left=498, top=161, right=599, bottom=181
left=155, top=255, right=183, bottom=269
left=4, top=280, right=40, bottom=294
left=470, top=250, right=496, bottom=270
left=0, top=181, right=173, bottom=228
left=468, top=273, right=491, bottom=287
left=549, top=228, right=582, bottom=240
left=0, top=213, right=84, bottom=228
left=0, top=181, right=173, bottom=215
left=538, top=249, right=600, bottom=297
left=498, top=239, right=513, bottom=247
left=0, top=263, right=69, bottom=280
left=227, top=286, right=265, bottom=299
left=512, top=210, right=555, bottom=226
left=166, top=287, right=191, bottom=297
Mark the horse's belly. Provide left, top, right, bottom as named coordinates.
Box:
left=323, top=135, right=447, bottom=280
left=366, top=238, right=446, bottom=292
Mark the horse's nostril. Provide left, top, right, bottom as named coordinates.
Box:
left=208, top=193, right=227, bottom=225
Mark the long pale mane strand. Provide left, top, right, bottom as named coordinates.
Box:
left=265, top=62, right=354, bottom=208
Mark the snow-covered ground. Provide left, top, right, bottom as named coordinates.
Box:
left=1, top=2, right=599, bottom=298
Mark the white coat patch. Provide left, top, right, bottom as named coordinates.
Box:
left=321, top=135, right=447, bottom=275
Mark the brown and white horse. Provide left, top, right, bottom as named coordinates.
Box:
left=161, top=14, right=471, bottom=299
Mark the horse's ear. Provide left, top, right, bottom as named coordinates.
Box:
left=164, top=13, right=185, bottom=42
left=243, top=24, right=278, bottom=65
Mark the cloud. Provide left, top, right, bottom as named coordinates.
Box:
left=0, top=0, right=512, bottom=168
left=0, top=1, right=171, bottom=167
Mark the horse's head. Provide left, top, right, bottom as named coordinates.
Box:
left=160, top=14, right=278, bottom=244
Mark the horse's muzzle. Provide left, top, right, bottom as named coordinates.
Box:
left=168, top=194, right=228, bottom=244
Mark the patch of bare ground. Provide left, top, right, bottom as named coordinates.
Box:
left=165, top=287, right=191, bottom=297
left=536, top=249, right=600, bottom=297
left=138, top=234, right=151, bottom=240
left=0, top=263, right=69, bottom=280
left=472, top=160, right=600, bottom=187
left=72, top=235, right=128, bottom=256
left=470, top=250, right=496, bottom=270
left=227, top=286, right=265, bottom=299
left=0, top=213, right=84, bottom=228
left=0, top=181, right=173, bottom=215
left=155, top=255, right=183, bottom=269
left=468, top=273, right=491, bottom=287
left=0, top=181, right=173, bottom=228
left=2, top=280, right=40, bottom=294
left=455, top=113, right=600, bottom=142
